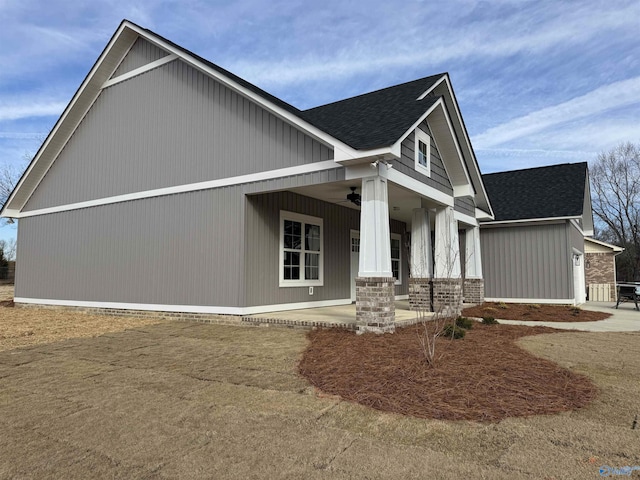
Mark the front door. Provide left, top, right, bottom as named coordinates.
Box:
left=350, top=230, right=360, bottom=302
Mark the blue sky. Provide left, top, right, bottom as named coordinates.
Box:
left=1, top=0, right=639, bottom=242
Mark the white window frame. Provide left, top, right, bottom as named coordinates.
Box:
left=414, top=128, right=431, bottom=177
left=390, top=233, right=402, bottom=285
left=279, top=211, right=324, bottom=287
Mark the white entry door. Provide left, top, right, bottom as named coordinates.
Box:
left=350, top=230, right=360, bottom=302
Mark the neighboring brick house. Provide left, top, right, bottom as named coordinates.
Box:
left=584, top=237, right=623, bottom=302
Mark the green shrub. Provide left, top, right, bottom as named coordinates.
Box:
left=440, top=324, right=466, bottom=339
left=455, top=316, right=474, bottom=330
left=482, top=316, right=498, bottom=325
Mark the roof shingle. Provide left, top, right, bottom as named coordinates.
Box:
left=482, top=163, right=587, bottom=221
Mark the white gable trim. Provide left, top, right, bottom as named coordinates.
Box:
left=101, top=54, right=178, bottom=89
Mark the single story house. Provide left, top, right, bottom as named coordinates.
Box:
left=584, top=237, right=624, bottom=302
left=480, top=163, right=594, bottom=305
left=1, top=20, right=495, bottom=332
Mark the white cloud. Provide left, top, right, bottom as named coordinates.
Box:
left=0, top=101, right=66, bottom=121
left=472, top=77, right=640, bottom=149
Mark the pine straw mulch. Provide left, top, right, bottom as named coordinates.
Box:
left=298, top=322, right=597, bottom=422
left=462, top=302, right=611, bottom=322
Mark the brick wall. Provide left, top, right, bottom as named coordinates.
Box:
left=585, top=252, right=616, bottom=301
left=463, top=278, right=484, bottom=304
left=355, top=277, right=396, bottom=333
left=431, top=278, right=463, bottom=316
left=409, top=278, right=431, bottom=311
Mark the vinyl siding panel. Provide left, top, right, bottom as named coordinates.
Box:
left=16, top=187, right=245, bottom=307
left=111, top=37, right=170, bottom=78
left=397, top=120, right=453, bottom=195
left=244, top=191, right=407, bottom=306
left=481, top=222, right=572, bottom=300
left=24, top=58, right=333, bottom=212
left=454, top=196, right=475, bottom=216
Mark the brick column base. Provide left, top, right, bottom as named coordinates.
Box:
left=463, top=278, right=484, bottom=304
left=355, top=277, right=396, bottom=334
left=409, top=278, right=432, bottom=312
left=432, top=278, right=463, bottom=317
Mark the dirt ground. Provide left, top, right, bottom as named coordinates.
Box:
left=462, top=301, right=611, bottom=322
left=1, top=289, right=639, bottom=478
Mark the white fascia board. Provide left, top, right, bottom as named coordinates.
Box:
left=122, top=22, right=359, bottom=162
left=480, top=216, right=580, bottom=227
left=14, top=160, right=340, bottom=218
left=453, top=210, right=478, bottom=227
left=475, top=207, right=494, bottom=221
left=385, top=168, right=454, bottom=207
left=584, top=237, right=624, bottom=252
left=14, top=297, right=354, bottom=316
left=432, top=75, right=494, bottom=217
left=0, top=22, right=139, bottom=218
left=416, top=74, right=447, bottom=100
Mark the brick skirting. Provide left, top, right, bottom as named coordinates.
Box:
left=432, top=278, right=463, bottom=316
left=463, top=278, right=484, bottom=304
left=409, top=278, right=432, bottom=311
left=355, top=277, right=396, bottom=334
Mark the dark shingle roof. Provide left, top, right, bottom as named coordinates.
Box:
left=299, top=75, right=445, bottom=149
left=482, top=163, right=587, bottom=221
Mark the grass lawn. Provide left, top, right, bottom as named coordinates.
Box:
left=0, top=291, right=638, bottom=479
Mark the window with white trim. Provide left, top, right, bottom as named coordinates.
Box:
left=280, top=211, right=323, bottom=287
left=414, top=128, right=431, bottom=176
left=391, top=233, right=402, bottom=285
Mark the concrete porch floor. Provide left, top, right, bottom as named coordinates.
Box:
left=244, top=300, right=433, bottom=329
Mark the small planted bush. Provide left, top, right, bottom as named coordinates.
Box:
left=497, top=302, right=508, bottom=309
left=455, top=316, right=474, bottom=330
left=440, top=324, right=466, bottom=339
left=482, top=316, right=499, bottom=325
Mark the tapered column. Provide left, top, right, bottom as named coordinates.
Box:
left=432, top=206, right=462, bottom=315
left=409, top=208, right=432, bottom=311
left=356, top=176, right=395, bottom=333
left=463, top=226, right=484, bottom=304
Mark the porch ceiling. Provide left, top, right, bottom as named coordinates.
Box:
left=289, top=180, right=441, bottom=225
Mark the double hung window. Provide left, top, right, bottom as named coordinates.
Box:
left=280, top=211, right=323, bottom=287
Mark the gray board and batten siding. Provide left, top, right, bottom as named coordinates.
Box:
left=111, top=37, right=169, bottom=78
left=244, top=190, right=409, bottom=307
left=24, top=43, right=333, bottom=212
left=480, top=221, right=575, bottom=300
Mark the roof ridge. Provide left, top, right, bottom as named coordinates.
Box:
left=483, top=161, right=587, bottom=177
left=303, top=73, right=446, bottom=112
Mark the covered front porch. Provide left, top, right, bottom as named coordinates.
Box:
left=243, top=299, right=432, bottom=330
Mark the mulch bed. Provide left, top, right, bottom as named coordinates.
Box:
left=462, top=302, right=611, bottom=322
left=299, top=323, right=597, bottom=422
left=0, top=300, right=14, bottom=307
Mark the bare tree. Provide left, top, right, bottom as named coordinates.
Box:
left=0, top=239, right=17, bottom=262
left=590, top=142, right=640, bottom=281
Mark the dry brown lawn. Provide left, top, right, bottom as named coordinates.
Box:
left=463, top=301, right=611, bottom=322
left=1, top=285, right=639, bottom=478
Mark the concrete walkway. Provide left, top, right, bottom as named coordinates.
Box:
left=494, top=301, right=640, bottom=332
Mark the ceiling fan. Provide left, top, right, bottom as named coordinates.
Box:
left=344, top=186, right=361, bottom=206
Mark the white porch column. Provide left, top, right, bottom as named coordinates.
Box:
left=465, top=226, right=482, bottom=278
left=410, top=208, right=432, bottom=278
left=463, top=226, right=485, bottom=304
left=355, top=175, right=395, bottom=333
left=434, top=206, right=461, bottom=278
left=358, top=176, right=392, bottom=277
left=409, top=207, right=433, bottom=312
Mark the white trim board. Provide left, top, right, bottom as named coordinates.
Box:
left=14, top=297, right=354, bottom=316
left=102, top=54, right=178, bottom=88
left=13, top=160, right=340, bottom=218
left=484, top=297, right=576, bottom=305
